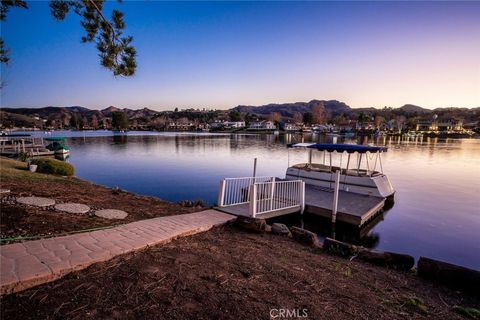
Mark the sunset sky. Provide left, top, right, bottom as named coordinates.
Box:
left=1, top=1, right=479, bottom=110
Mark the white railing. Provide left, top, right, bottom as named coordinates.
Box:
left=250, top=180, right=305, bottom=217
left=218, top=176, right=274, bottom=207
left=218, top=176, right=305, bottom=218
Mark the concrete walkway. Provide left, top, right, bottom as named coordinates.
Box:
left=0, top=210, right=235, bottom=295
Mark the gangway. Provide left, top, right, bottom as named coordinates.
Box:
left=216, top=177, right=305, bottom=219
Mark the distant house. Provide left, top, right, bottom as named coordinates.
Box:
left=280, top=122, right=301, bottom=132
left=437, top=118, right=463, bottom=131
left=416, top=118, right=463, bottom=132
left=356, top=121, right=375, bottom=130
left=335, top=121, right=355, bottom=131
left=224, top=121, right=246, bottom=129
left=248, top=121, right=275, bottom=130
left=167, top=121, right=196, bottom=131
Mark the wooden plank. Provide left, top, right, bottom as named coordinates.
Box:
left=304, top=185, right=385, bottom=226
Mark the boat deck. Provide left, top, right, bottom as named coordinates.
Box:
left=216, top=200, right=302, bottom=219
left=304, top=184, right=385, bottom=226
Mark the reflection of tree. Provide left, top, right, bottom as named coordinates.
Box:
left=113, top=134, right=127, bottom=144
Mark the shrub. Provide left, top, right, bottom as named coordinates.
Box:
left=30, top=158, right=75, bottom=176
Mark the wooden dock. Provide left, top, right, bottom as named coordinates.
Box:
left=215, top=176, right=387, bottom=227
left=217, top=200, right=301, bottom=219
left=304, top=184, right=385, bottom=226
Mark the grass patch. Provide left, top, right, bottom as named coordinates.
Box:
left=453, top=306, right=480, bottom=319
left=0, top=157, right=80, bottom=185
left=30, top=158, right=74, bottom=176
left=404, top=295, right=428, bottom=314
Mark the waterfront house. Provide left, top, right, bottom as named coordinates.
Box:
left=248, top=121, right=276, bottom=130
left=280, top=122, right=301, bottom=132
left=223, top=121, right=246, bottom=129
left=416, top=118, right=464, bottom=132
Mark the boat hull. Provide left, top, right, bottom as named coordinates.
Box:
left=285, top=167, right=395, bottom=198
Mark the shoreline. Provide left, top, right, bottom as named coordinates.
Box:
left=0, top=157, right=203, bottom=241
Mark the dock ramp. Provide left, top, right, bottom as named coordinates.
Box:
left=216, top=177, right=305, bottom=219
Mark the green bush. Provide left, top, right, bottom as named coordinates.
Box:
left=30, top=158, right=75, bottom=176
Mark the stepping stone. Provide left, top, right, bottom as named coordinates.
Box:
left=16, top=196, right=55, bottom=207
left=55, top=203, right=90, bottom=214
left=94, top=209, right=128, bottom=220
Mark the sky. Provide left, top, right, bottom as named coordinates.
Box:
left=1, top=1, right=479, bottom=110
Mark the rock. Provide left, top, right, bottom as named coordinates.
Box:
left=235, top=217, right=266, bottom=233
left=55, top=203, right=90, bottom=214
left=357, top=249, right=414, bottom=271
left=94, top=209, right=128, bottom=220
left=417, top=257, right=480, bottom=295
left=290, top=227, right=320, bottom=247
left=323, top=238, right=358, bottom=257
left=265, top=225, right=272, bottom=233
left=271, top=223, right=291, bottom=237
left=0, top=189, right=10, bottom=194
left=16, top=196, right=55, bottom=207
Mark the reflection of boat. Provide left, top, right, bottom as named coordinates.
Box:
left=45, top=137, right=70, bottom=155
left=285, top=143, right=395, bottom=200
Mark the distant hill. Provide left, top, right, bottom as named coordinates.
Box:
left=397, top=104, right=431, bottom=114
left=233, top=100, right=351, bottom=118
left=0, top=106, right=161, bottom=129
left=1, top=101, right=478, bottom=129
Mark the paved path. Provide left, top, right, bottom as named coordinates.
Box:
left=0, top=210, right=234, bottom=295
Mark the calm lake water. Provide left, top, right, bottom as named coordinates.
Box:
left=24, top=131, right=480, bottom=270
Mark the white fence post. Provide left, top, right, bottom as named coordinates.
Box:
left=249, top=184, right=257, bottom=218
left=332, top=170, right=340, bottom=223
left=217, top=180, right=225, bottom=206
left=269, top=177, right=276, bottom=211
left=300, top=181, right=305, bottom=214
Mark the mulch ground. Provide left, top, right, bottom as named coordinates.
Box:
left=1, top=226, right=478, bottom=320
left=0, top=157, right=202, bottom=240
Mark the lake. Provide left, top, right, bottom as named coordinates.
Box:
left=22, top=130, right=480, bottom=270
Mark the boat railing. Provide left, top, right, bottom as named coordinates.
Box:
left=218, top=176, right=274, bottom=207
left=250, top=179, right=305, bottom=217
left=218, top=176, right=305, bottom=218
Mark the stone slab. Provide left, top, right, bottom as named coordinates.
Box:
left=55, top=203, right=90, bottom=214
left=16, top=197, right=55, bottom=207
left=95, top=209, right=128, bottom=220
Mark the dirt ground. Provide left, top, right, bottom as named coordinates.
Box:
left=0, top=157, right=201, bottom=240
left=1, top=226, right=478, bottom=320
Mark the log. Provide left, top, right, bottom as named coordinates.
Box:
left=417, top=257, right=480, bottom=295
left=357, top=249, right=414, bottom=271
left=290, top=227, right=320, bottom=247
left=235, top=217, right=266, bottom=233
left=271, top=223, right=291, bottom=237
left=323, top=238, right=358, bottom=257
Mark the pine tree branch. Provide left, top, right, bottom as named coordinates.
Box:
left=86, top=0, right=116, bottom=41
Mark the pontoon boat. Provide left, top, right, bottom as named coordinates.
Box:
left=285, top=143, right=395, bottom=201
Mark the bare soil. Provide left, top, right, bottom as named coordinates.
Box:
left=0, top=157, right=201, bottom=240
left=1, top=226, right=478, bottom=320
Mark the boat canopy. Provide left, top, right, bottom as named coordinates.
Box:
left=287, top=143, right=387, bottom=153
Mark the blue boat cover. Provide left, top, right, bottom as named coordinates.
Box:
left=287, top=143, right=387, bottom=153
